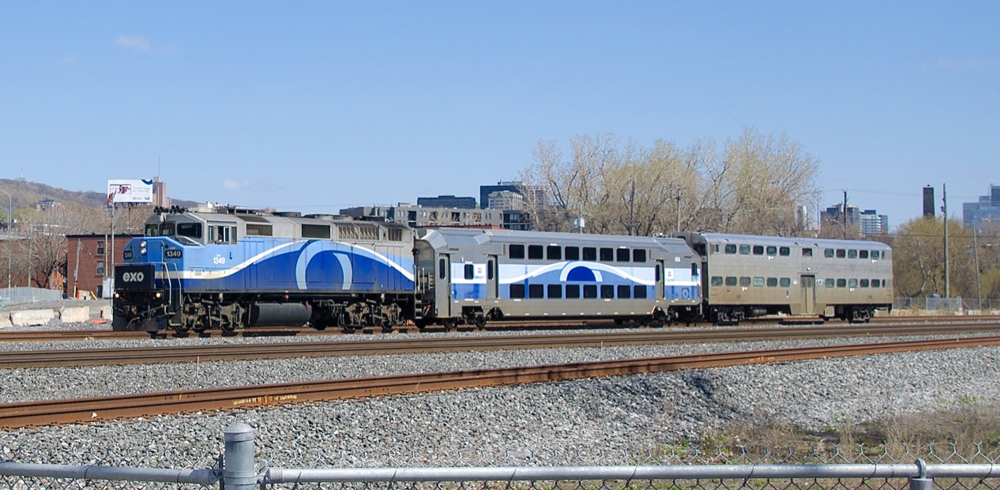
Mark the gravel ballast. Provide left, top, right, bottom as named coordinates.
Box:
left=1, top=323, right=999, bottom=470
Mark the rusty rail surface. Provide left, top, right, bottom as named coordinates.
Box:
left=2, top=321, right=1000, bottom=369
left=2, top=336, right=998, bottom=429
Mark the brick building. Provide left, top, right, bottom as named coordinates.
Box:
left=65, top=234, right=135, bottom=299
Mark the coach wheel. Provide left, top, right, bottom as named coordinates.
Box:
left=443, top=319, right=458, bottom=330
left=474, top=315, right=487, bottom=329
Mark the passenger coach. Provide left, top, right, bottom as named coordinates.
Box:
left=413, top=228, right=702, bottom=328
left=676, top=233, right=892, bottom=324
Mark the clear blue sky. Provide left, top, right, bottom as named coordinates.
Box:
left=2, top=1, right=997, bottom=231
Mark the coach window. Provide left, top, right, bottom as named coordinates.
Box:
left=528, top=245, right=543, bottom=260
left=766, top=246, right=777, bottom=256
left=616, top=248, right=630, bottom=262
left=859, top=250, right=869, bottom=259
left=583, top=285, right=598, bottom=298
left=439, top=259, right=447, bottom=280
left=752, top=245, right=764, bottom=255
left=565, top=247, right=580, bottom=260
left=836, top=249, right=846, bottom=258
left=634, top=285, right=647, bottom=298
left=510, top=284, right=525, bottom=299
left=566, top=284, right=580, bottom=298
left=583, top=247, right=597, bottom=261
left=529, top=284, right=544, bottom=298
left=871, top=279, right=880, bottom=287
left=633, top=249, right=646, bottom=262
left=725, top=276, right=738, bottom=286
left=618, top=285, right=631, bottom=299
left=739, top=277, right=751, bottom=287
left=548, top=284, right=562, bottom=299
left=860, top=279, right=870, bottom=288
left=510, top=245, right=525, bottom=259
left=802, top=248, right=813, bottom=257
left=725, top=244, right=737, bottom=254
left=766, top=277, right=778, bottom=287
left=836, top=279, right=847, bottom=288
left=600, top=248, right=614, bottom=261
left=824, top=248, right=835, bottom=258
left=464, top=264, right=474, bottom=280
left=547, top=245, right=562, bottom=260
left=753, top=277, right=764, bottom=287
left=779, top=246, right=790, bottom=256
left=601, top=285, right=615, bottom=298
left=826, top=278, right=835, bottom=288
left=711, top=276, right=724, bottom=286
left=779, top=277, right=791, bottom=288
left=848, top=279, right=858, bottom=288
left=848, top=250, right=858, bottom=259
left=739, top=245, right=751, bottom=255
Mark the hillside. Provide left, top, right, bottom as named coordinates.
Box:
left=0, top=178, right=197, bottom=217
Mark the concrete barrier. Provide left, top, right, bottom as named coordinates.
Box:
left=10, top=309, right=56, bottom=327
left=0, top=314, right=11, bottom=328
left=59, top=306, right=90, bottom=323
left=100, top=305, right=113, bottom=319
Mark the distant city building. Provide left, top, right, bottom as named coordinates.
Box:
left=152, top=177, right=170, bottom=208
left=416, top=195, right=477, bottom=209
left=820, top=204, right=887, bottom=237
left=962, top=184, right=1000, bottom=230
left=479, top=181, right=547, bottom=210
left=923, top=186, right=935, bottom=218
left=487, top=190, right=525, bottom=210
left=339, top=203, right=507, bottom=229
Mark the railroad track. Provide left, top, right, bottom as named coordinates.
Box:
left=2, top=321, right=1000, bottom=369
left=2, top=336, right=998, bottom=429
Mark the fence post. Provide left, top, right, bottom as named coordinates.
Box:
left=223, top=422, right=257, bottom=490
left=909, top=459, right=932, bottom=490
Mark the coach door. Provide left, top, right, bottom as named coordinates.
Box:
left=800, top=275, right=816, bottom=315
left=435, top=254, right=452, bottom=317
left=487, top=255, right=499, bottom=300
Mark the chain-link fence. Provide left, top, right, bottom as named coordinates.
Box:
left=893, top=296, right=1000, bottom=314
left=3, top=423, right=1000, bottom=489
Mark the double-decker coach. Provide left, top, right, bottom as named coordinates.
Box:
left=676, top=232, right=892, bottom=324
left=413, top=228, right=702, bottom=328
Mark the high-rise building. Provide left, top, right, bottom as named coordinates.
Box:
left=962, top=184, right=1000, bottom=230
left=416, top=195, right=477, bottom=209
left=820, top=204, right=887, bottom=237
left=923, top=186, right=935, bottom=218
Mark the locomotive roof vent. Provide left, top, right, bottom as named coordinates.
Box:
left=273, top=211, right=302, bottom=218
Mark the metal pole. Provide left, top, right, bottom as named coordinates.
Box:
left=974, top=228, right=982, bottom=311
left=0, top=188, right=10, bottom=292
left=223, top=422, right=257, bottom=489
left=942, top=184, right=949, bottom=298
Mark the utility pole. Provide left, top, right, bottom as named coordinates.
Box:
left=628, top=180, right=635, bottom=236
left=942, top=183, right=949, bottom=298
left=974, top=227, right=981, bottom=310
left=675, top=190, right=681, bottom=234
left=842, top=190, right=848, bottom=239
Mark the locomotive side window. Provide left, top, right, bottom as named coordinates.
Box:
left=601, top=285, right=614, bottom=298
left=617, top=285, right=631, bottom=298
left=766, top=277, right=778, bottom=287
left=548, top=284, right=562, bottom=298
left=565, top=247, right=580, bottom=260
left=725, top=244, right=737, bottom=254
left=634, top=286, right=647, bottom=298
left=848, top=250, right=858, bottom=259
left=510, top=245, right=525, bottom=259
left=779, top=278, right=791, bottom=287
left=177, top=223, right=202, bottom=239
left=616, top=248, right=630, bottom=262
left=566, top=284, right=580, bottom=298
left=529, top=284, right=544, bottom=298
left=583, top=285, right=598, bottom=298
left=824, top=249, right=835, bottom=258
left=464, top=264, right=474, bottom=280
left=836, top=249, right=846, bottom=258
left=600, top=248, right=614, bottom=261
left=752, top=246, right=764, bottom=255
left=583, top=247, right=597, bottom=261
left=802, top=248, right=813, bottom=257
left=779, top=247, right=790, bottom=256
left=739, top=245, right=751, bottom=255
left=510, top=284, right=525, bottom=298
left=859, top=250, right=869, bottom=259
left=547, top=246, right=562, bottom=260
left=633, top=249, right=646, bottom=262
left=528, top=245, right=543, bottom=259
left=725, top=277, right=737, bottom=286
left=711, top=276, right=723, bottom=286
left=145, top=224, right=159, bottom=236
left=766, top=246, right=777, bottom=256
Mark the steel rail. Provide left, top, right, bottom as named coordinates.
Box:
left=2, top=336, right=998, bottom=429
left=3, top=322, right=1000, bottom=369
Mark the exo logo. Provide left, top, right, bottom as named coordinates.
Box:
left=121, top=272, right=145, bottom=282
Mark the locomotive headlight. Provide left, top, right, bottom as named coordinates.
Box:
left=140, top=241, right=147, bottom=256
left=155, top=292, right=162, bottom=299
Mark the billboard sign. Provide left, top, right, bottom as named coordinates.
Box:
left=107, top=179, right=154, bottom=204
